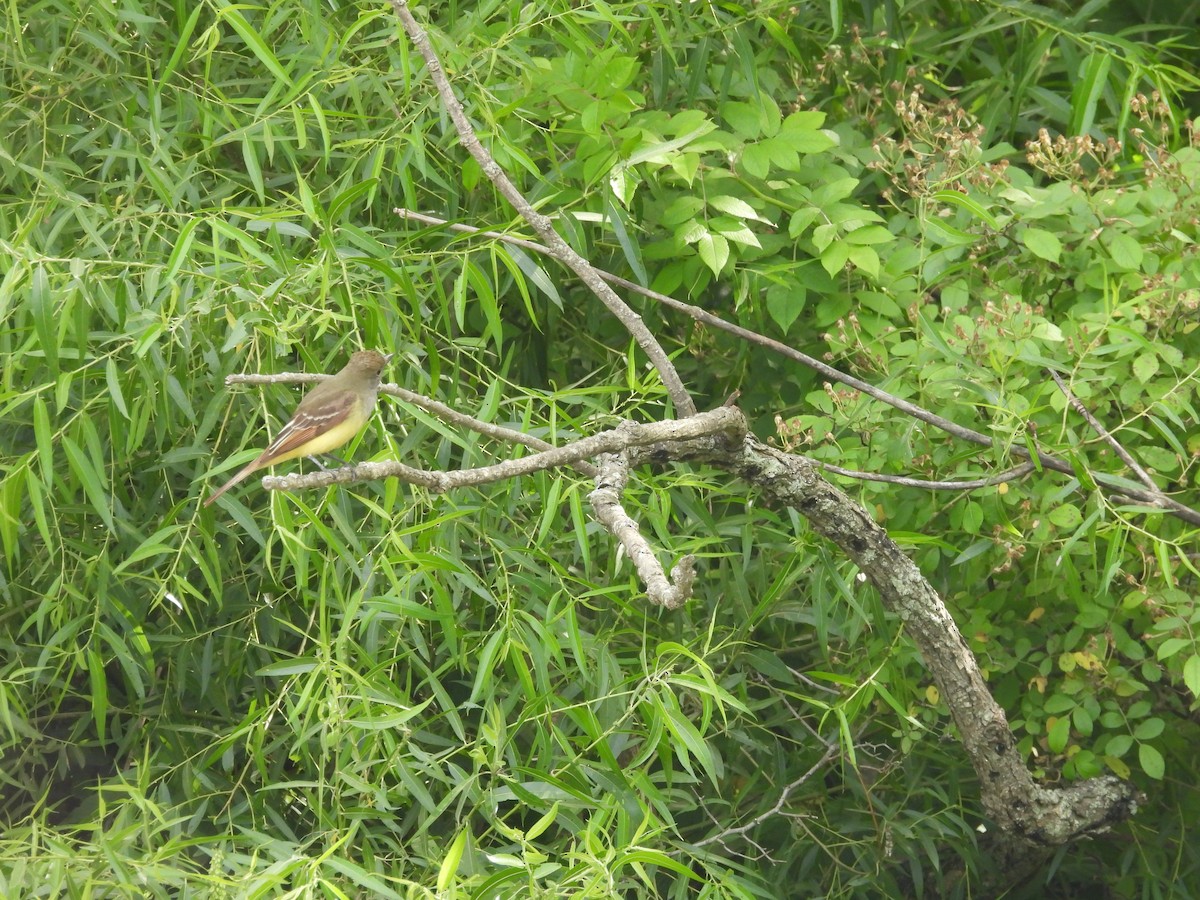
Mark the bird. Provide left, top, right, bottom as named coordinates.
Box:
left=204, top=349, right=392, bottom=507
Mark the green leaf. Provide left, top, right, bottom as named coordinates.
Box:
left=662, top=703, right=719, bottom=788
left=775, top=107, right=827, bottom=134
left=1131, top=352, right=1159, bottom=382
left=0, top=467, right=23, bottom=567
left=789, top=208, right=820, bottom=238
left=1070, top=51, right=1111, bottom=136
left=1048, top=504, right=1082, bottom=528
left=1133, top=717, right=1165, bottom=740
left=241, top=139, right=264, bottom=201
left=581, top=100, right=603, bottom=135
left=1106, top=734, right=1133, bottom=758
left=812, top=223, right=838, bottom=253
left=820, top=241, right=851, bottom=276
left=323, top=856, right=406, bottom=899
left=1156, top=637, right=1190, bottom=661
left=766, top=282, right=807, bottom=335
left=165, top=215, right=202, bottom=281
left=502, top=243, right=562, bottom=311
left=847, top=246, right=879, bottom=277
left=1065, top=449, right=1098, bottom=492
left=711, top=218, right=761, bottom=248
left=1047, top=715, right=1070, bottom=753
left=1032, top=321, right=1064, bottom=342
left=843, top=225, right=894, bottom=246
left=661, top=196, right=705, bottom=227
left=776, top=126, right=836, bottom=154
left=525, top=801, right=560, bottom=841
left=923, top=216, right=978, bottom=247
left=961, top=500, right=983, bottom=534
left=1184, top=655, right=1200, bottom=698
left=256, top=657, right=319, bottom=677
left=916, top=310, right=966, bottom=363
left=604, top=196, right=648, bottom=285
left=720, top=101, right=764, bottom=139
left=708, top=194, right=768, bottom=223
left=31, top=264, right=57, bottom=374
left=952, top=539, right=995, bottom=566
left=1022, top=227, right=1062, bottom=262
left=695, top=232, right=730, bottom=276
left=63, top=436, right=114, bottom=531
left=33, top=396, right=54, bottom=486
left=1139, top=742, right=1165, bottom=780
left=346, top=698, right=433, bottom=730
left=757, top=134, right=799, bottom=171
left=933, top=189, right=1001, bottom=229
left=740, top=141, right=772, bottom=178
left=812, top=178, right=859, bottom=206
left=1105, top=755, right=1131, bottom=779
left=114, top=526, right=185, bottom=575
left=438, top=829, right=468, bottom=891
left=1104, top=232, right=1144, bottom=270
left=87, top=648, right=108, bottom=744
left=105, top=358, right=129, bottom=419
left=677, top=219, right=706, bottom=245
left=215, top=4, right=295, bottom=87
left=669, top=151, right=700, bottom=183
left=328, top=178, right=381, bottom=223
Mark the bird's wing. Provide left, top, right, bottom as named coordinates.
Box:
left=260, top=389, right=358, bottom=463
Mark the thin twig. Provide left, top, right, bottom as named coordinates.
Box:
left=694, top=740, right=838, bottom=849
left=396, top=208, right=548, bottom=253
left=388, top=2, right=696, bottom=418
left=810, top=459, right=1038, bottom=490
left=1048, top=369, right=1159, bottom=491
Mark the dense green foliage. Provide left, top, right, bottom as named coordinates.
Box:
left=2, top=0, right=1199, bottom=896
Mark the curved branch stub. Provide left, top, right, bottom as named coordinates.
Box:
left=590, top=453, right=696, bottom=609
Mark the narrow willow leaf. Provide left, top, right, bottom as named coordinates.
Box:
left=438, top=829, right=468, bottom=892
left=105, top=358, right=129, bottom=419
left=63, top=436, right=114, bottom=531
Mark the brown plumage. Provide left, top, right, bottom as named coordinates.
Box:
left=204, top=350, right=391, bottom=506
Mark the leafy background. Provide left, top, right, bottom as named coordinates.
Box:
left=2, top=0, right=1199, bottom=896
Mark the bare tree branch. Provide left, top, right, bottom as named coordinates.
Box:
left=662, top=433, right=1140, bottom=867
left=392, top=209, right=1200, bottom=525
left=377, top=6, right=1146, bottom=874
left=228, top=374, right=1141, bottom=866
left=395, top=208, right=548, bottom=254
left=387, top=2, right=696, bottom=418
left=261, top=407, right=745, bottom=495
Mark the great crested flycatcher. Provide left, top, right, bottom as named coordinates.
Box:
left=204, top=349, right=392, bottom=507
